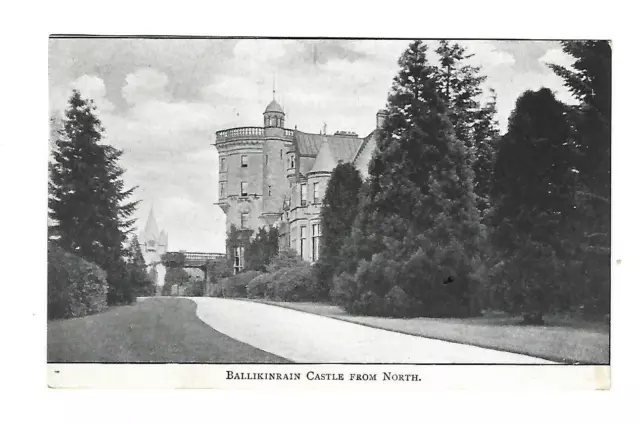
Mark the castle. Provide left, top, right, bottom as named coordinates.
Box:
left=214, top=96, right=387, bottom=272
left=139, top=207, right=169, bottom=285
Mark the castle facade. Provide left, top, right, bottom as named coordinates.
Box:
left=214, top=98, right=386, bottom=272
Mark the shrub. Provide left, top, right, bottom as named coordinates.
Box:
left=217, top=271, right=262, bottom=298
left=383, top=286, right=412, bottom=318
left=209, top=283, right=224, bottom=298
left=48, top=243, right=109, bottom=320
left=271, top=264, right=322, bottom=302
left=351, top=290, right=384, bottom=316
left=330, top=272, right=358, bottom=309
left=246, top=273, right=271, bottom=299
left=266, top=249, right=305, bottom=273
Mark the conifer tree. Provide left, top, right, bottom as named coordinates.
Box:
left=245, top=226, right=279, bottom=272
left=491, top=88, right=575, bottom=323
left=357, top=40, right=483, bottom=316
left=472, top=89, right=501, bottom=216
left=547, top=41, right=611, bottom=316
left=49, top=90, right=138, bottom=304
left=317, top=162, right=363, bottom=294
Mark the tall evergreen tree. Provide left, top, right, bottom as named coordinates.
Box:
left=49, top=90, right=138, bottom=304
left=472, top=89, right=501, bottom=217
left=434, top=40, right=487, bottom=155
left=317, top=162, right=363, bottom=294
left=491, top=88, right=575, bottom=323
left=547, top=41, right=611, bottom=316
left=357, top=41, right=484, bottom=316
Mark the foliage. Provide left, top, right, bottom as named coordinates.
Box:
left=266, top=248, right=305, bottom=273
left=162, top=252, right=186, bottom=269
left=337, top=40, right=484, bottom=317
left=211, top=271, right=262, bottom=298
left=162, top=268, right=189, bottom=296
left=48, top=91, right=138, bottom=305
left=270, top=264, right=322, bottom=302
left=226, top=224, right=253, bottom=270
left=205, top=256, right=233, bottom=285
left=246, top=273, right=272, bottom=299
left=48, top=242, right=109, bottom=319
left=183, top=278, right=206, bottom=297
left=245, top=226, right=279, bottom=272
left=490, top=88, right=576, bottom=322
left=317, top=162, right=363, bottom=297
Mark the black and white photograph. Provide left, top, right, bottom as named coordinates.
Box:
left=46, top=36, right=611, bottom=387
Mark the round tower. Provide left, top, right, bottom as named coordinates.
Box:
left=261, top=98, right=293, bottom=226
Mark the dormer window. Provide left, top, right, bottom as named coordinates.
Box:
left=241, top=155, right=248, bottom=168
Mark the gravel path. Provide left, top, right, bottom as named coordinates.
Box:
left=192, top=297, right=556, bottom=364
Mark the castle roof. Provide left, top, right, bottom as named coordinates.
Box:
left=294, top=131, right=363, bottom=162
left=143, top=207, right=160, bottom=240
left=264, top=99, right=284, bottom=114
left=309, top=141, right=338, bottom=174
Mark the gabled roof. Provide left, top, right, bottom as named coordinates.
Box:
left=294, top=130, right=363, bottom=162
left=309, top=141, right=338, bottom=174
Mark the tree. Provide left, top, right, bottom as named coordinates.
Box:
left=547, top=40, right=611, bottom=316
left=346, top=40, right=484, bottom=317
left=245, top=226, right=279, bottom=272
left=490, top=88, right=576, bottom=323
left=434, top=41, right=501, bottom=219
left=49, top=90, right=138, bottom=304
left=317, top=163, right=363, bottom=295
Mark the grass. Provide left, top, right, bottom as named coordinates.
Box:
left=254, top=300, right=610, bottom=364
left=48, top=297, right=289, bottom=363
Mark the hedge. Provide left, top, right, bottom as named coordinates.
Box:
left=210, top=271, right=262, bottom=298
left=246, top=264, right=323, bottom=302
left=48, top=243, right=109, bottom=320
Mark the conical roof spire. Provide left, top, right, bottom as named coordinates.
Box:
left=309, top=140, right=338, bottom=174
left=144, top=206, right=160, bottom=240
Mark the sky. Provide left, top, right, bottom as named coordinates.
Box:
left=48, top=38, right=577, bottom=253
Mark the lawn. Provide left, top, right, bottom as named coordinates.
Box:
left=255, top=300, right=610, bottom=364
left=48, top=297, right=289, bottom=363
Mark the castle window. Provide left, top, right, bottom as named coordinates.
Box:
left=313, top=182, right=320, bottom=203
left=300, top=184, right=307, bottom=207
left=220, top=181, right=226, bottom=198
left=312, top=223, right=321, bottom=261
left=233, top=246, right=244, bottom=274
left=280, top=149, right=283, bottom=160
left=288, top=154, right=295, bottom=170
left=240, top=212, right=249, bottom=229
left=241, top=181, right=248, bottom=196
left=265, top=154, right=268, bottom=165
left=268, top=185, right=272, bottom=196
left=300, top=225, right=307, bottom=259
left=220, top=157, right=226, bottom=173
left=241, top=155, right=248, bottom=168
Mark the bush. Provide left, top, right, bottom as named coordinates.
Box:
left=48, top=243, right=109, bottom=320
left=216, top=271, right=262, bottom=298
left=383, top=286, right=412, bottom=317
left=351, top=290, right=384, bottom=316
left=330, top=272, right=358, bottom=309
left=209, top=283, right=224, bottom=298
left=266, top=249, right=305, bottom=272
left=247, top=273, right=271, bottom=299
left=271, top=264, right=322, bottom=302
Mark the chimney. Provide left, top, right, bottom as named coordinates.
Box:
left=376, top=109, right=388, bottom=129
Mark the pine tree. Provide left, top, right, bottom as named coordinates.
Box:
left=358, top=40, right=483, bottom=316
left=49, top=90, right=138, bottom=304
left=434, top=41, right=487, bottom=156
left=472, top=89, right=501, bottom=216
left=491, top=88, right=576, bottom=323
left=317, top=162, right=363, bottom=294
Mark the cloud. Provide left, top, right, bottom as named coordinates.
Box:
left=122, top=68, right=170, bottom=105
left=50, top=74, right=115, bottom=116
left=539, top=48, right=575, bottom=68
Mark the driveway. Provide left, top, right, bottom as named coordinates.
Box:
left=191, top=297, right=556, bottom=364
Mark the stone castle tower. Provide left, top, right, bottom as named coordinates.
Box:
left=139, top=207, right=168, bottom=285
left=214, top=94, right=385, bottom=271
